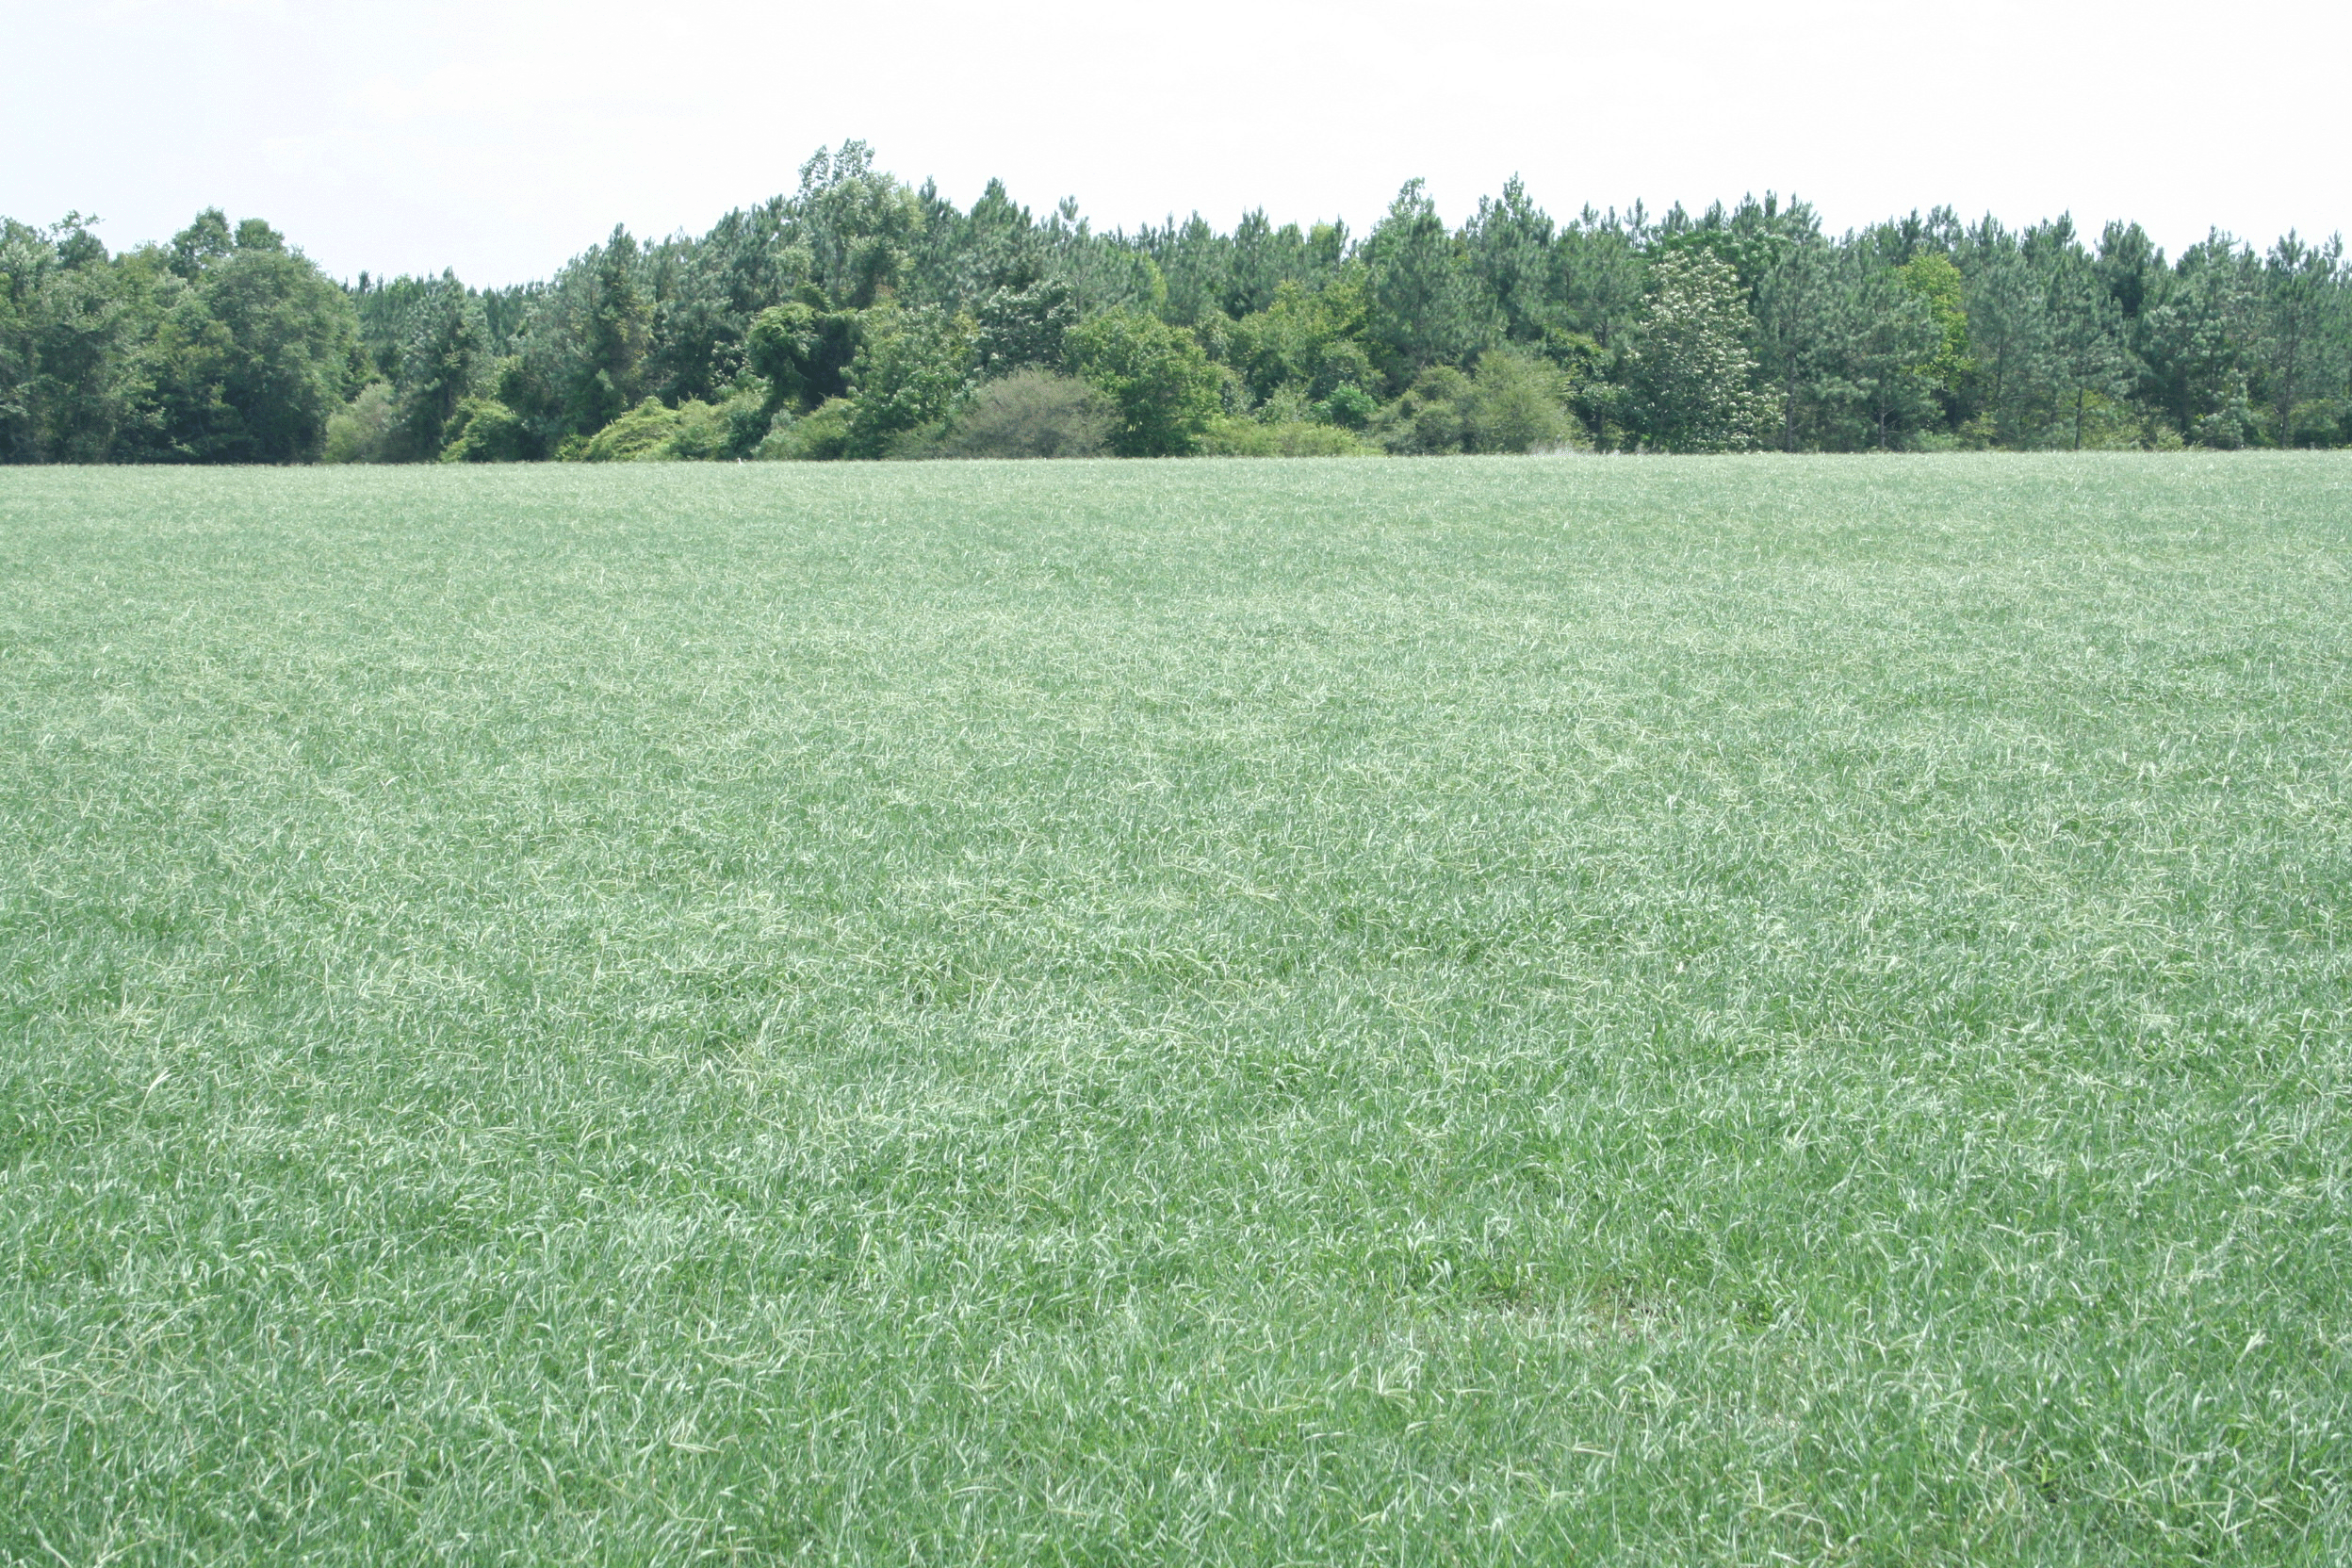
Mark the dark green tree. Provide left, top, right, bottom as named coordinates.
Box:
left=1363, top=180, right=1487, bottom=387
left=2139, top=237, right=2258, bottom=445
left=562, top=227, right=651, bottom=436
left=1752, top=240, right=1844, bottom=450
left=1958, top=221, right=2057, bottom=445
left=1150, top=214, right=1230, bottom=329
left=1464, top=176, right=1564, bottom=350
left=390, top=272, right=485, bottom=459
left=0, top=216, right=140, bottom=462
left=2251, top=232, right=2346, bottom=447
left=127, top=211, right=357, bottom=463
left=2046, top=247, right=2136, bottom=449
left=1844, top=256, right=1945, bottom=449
left=1553, top=207, right=1649, bottom=351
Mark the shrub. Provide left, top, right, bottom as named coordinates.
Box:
left=321, top=383, right=399, bottom=464
left=572, top=397, right=730, bottom=462
left=1315, top=383, right=1379, bottom=430
left=1200, top=417, right=1380, bottom=457
left=757, top=398, right=858, bottom=461
left=439, top=397, right=531, bottom=463
left=1371, top=366, right=1475, bottom=453
left=1464, top=347, right=1582, bottom=452
left=845, top=305, right=973, bottom=458
left=935, top=371, right=1111, bottom=459
left=2289, top=397, right=2349, bottom=449
left=719, top=389, right=773, bottom=457
left=1370, top=351, right=1585, bottom=455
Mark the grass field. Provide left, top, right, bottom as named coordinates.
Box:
left=2, top=455, right=2348, bottom=1564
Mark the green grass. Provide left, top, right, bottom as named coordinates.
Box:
left=2, top=455, right=2348, bottom=1565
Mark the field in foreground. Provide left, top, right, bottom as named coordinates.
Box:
left=2, top=455, right=2348, bottom=1564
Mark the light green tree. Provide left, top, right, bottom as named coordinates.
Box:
left=1896, top=252, right=1969, bottom=408
left=1068, top=310, right=1221, bottom=456
left=1844, top=257, right=1944, bottom=449
left=845, top=304, right=973, bottom=457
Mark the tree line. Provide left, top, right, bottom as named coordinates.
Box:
left=5, top=142, right=2348, bottom=464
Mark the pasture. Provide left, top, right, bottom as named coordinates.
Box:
left=2, top=455, right=2348, bottom=1563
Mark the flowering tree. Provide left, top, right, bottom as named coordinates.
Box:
left=1624, top=249, right=1770, bottom=452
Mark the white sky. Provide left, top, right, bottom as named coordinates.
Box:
left=5, top=0, right=2345, bottom=286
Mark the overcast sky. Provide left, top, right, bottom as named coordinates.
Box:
left=6, top=0, right=2344, bottom=286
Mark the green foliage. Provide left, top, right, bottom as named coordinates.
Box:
left=1753, top=243, right=1844, bottom=450
left=1199, top=416, right=1379, bottom=456
left=791, top=140, right=920, bottom=310
left=1152, top=214, right=1229, bottom=328
left=386, top=273, right=485, bottom=461
left=1224, top=270, right=1378, bottom=409
left=745, top=296, right=861, bottom=415
left=1899, top=251, right=1970, bottom=394
left=1651, top=193, right=1820, bottom=302
left=0, top=216, right=138, bottom=462
left=719, top=387, right=773, bottom=458
left=569, top=397, right=686, bottom=462
left=1370, top=349, right=1582, bottom=454
left=1959, top=223, right=2060, bottom=447
left=437, top=397, right=532, bottom=463
left=1068, top=309, right=1221, bottom=456
left=116, top=214, right=362, bottom=463
left=1315, top=382, right=1378, bottom=429
left=1464, top=176, right=1562, bottom=348
left=567, top=396, right=741, bottom=462
left=933, top=368, right=1110, bottom=458
left=321, top=381, right=399, bottom=463
left=1362, top=180, right=1489, bottom=386
left=2132, top=237, right=2259, bottom=446
left=7, top=157, right=2351, bottom=463
left=2253, top=231, right=2347, bottom=448
left=845, top=304, right=973, bottom=458
left=1462, top=345, right=1582, bottom=451
left=128, top=215, right=350, bottom=463
left=1756, top=246, right=1948, bottom=450
left=563, top=228, right=652, bottom=437
left=167, top=207, right=233, bottom=279
left=1370, top=365, right=1473, bottom=453
left=972, top=278, right=1078, bottom=378
left=1220, top=209, right=1342, bottom=318
left=1552, top=211, right=1649, bottom=351
left=2046, top=247, right=2136, bottom=450
left=757, top=396, right=857, bottom=460
left=1843, top=261, right=1947, bottom=449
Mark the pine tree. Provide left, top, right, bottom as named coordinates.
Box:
left=2046, top=250, right=2135, bottom=449
left=1752, top=241, right=1842, bottom=450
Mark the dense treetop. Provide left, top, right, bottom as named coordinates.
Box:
left=6, top=143, right=2347, bottom=463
